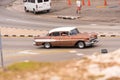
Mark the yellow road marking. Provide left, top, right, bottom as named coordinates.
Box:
left=96, top=6, right=107, bottom=8
left=31, top=49, right=70, bottom=54
left=3, top=49, right=71, bottom=55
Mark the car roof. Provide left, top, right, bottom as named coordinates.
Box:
left=49, top=27, right=76, bottom=33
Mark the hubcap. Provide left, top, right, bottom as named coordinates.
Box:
left=78, top=42, right=84, bottom=48
left=45, top=43, right=50, bottom=48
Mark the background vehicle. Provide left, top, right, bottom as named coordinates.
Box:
left=33, top=27, right=98, bottom=49
left=23, top=0, right=51, bottom=14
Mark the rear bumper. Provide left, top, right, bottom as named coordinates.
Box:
left=33, top=42, right=43, bottom=46
left=85, top=39, right=98, bottom=46
left=36, top=8, right=51, bottom=12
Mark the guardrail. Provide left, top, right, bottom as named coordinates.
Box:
left=2, top=32, right=120, bottom=38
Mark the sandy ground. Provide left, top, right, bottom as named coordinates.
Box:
left=0, top=1, right=120, bottom=80
left=1, top=0, right=120, bottom=37
left=7, top=0, right=120, bottom=23
left=0, top=48, right=120, bottom=80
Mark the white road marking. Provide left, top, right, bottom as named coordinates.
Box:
left=90, top=24, right=97, bottom=26
left=76, top=53, right=84, bottom=56
left=69, top=50, right=77, bottom=53
left=18, top=50, right=38, bottom=54
left=6, top=18, right=46, bottom=26
left=24, top=60, right=30, bottom=63
left=5, top=18, right=64, bottom=26
left=6, top=18, right=34, bottom=24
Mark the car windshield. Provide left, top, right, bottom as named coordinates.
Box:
left=70, top=28, right=80, bottom=35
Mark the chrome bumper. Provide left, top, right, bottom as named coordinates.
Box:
left=85, top=39, right=98, bottom=46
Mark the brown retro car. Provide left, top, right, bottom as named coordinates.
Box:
left=33, top=27, right=98, bottom=49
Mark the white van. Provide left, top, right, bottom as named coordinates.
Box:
left=23, top=0, right=51, bottom=14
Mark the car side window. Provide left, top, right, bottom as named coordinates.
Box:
left=28, top=0, right=30, bottom=2
left=49, top=32, right=60, bottom=36
left=23, top=0, right=27, bottom=2
left=70, top=29, right=79, bottom=35
left=61, top=32, right=69, bottom=36
left=38, top=0, right=42, bottom=3
left=31, top=0, right=35, bottom=3
left=44, top=0, right=49, bottom=2
left=53, top=32, right=60, bottom=36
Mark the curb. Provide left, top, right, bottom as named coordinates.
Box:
left=98, top=34, right=120, bottom=38
left=2, top=34, right=120, bottom=38
left=57, top=16, right=80, bottom=20
left=1, top=27, right=120, bottom=38
left=2, top=35, right=34, bottom=38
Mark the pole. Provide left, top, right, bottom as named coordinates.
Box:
left=0, top=30, right=4, bottom=69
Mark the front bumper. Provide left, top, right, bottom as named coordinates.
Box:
left=85, top=39, right=98, bottom=46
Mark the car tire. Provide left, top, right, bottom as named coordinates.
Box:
left=77, top=41, right=85, bottom=49
left=47, top=10, right=50, bottom=12
left=33, top=9, right=37, bottom=14
left=44, top=42, right=51, bottom=49
left=24, top=7, right=28, bottom=12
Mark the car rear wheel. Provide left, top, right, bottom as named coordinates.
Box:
left=77, top=41, right=85, bottom=49
left=24, top=7, right=28, bottom=12
left=47, top=10, right=50, bottom=12
left=44, top=42, right=51, bottom=49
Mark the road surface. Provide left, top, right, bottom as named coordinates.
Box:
left=1, top=37, right=120, bottom=66
left=0, top=0, right=120, bottom=66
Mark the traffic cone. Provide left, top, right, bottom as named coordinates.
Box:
left=104, top=0, right=107, bottom=6
left=82, top=0, right=85, bottom=6
left=88, top=0, right=91, bottom=6
left=68, top=0, right=71, bottom=6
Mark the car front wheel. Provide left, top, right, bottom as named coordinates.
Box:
left=77, top=41, right=85, bottom=49
left=44, top=42, right=51, bottom=49
left=33, top=9, right=37, bottom=14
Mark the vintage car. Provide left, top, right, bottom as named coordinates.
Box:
left=33, top=27, right=98, bottom=49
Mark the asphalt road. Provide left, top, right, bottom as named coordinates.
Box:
left=0, top=1, right=120, bottom=32
left=0, top=0, right=14, bottom=6
left=1, top=37, right=120, bottom=66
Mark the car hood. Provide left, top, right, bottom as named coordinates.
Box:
left=74, top=32, right=97, bottom=39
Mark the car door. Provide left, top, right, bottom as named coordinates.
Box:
left=37, top=0, right=44, bottom=11
left=59, top=32, right=73, bottom=46
left=50, top=32, right=61, bottom=46
left=43, top=0, right=51, bottom=10
left=30, top=0, right=36, bottom=11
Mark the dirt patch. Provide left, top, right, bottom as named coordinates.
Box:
left=0, top=49, right=120, bottom=80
